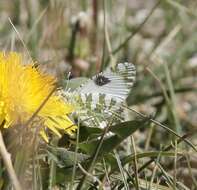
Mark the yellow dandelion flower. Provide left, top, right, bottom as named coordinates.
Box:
left=0, top=52, right=76, bottom=142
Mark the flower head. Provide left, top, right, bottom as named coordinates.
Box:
left=0, top=52, right=76, bottom=142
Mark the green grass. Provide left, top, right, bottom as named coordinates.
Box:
left=0, top=0, right=197, bottom=189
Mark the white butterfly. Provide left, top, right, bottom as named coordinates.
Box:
left=62, top=62, right=136, bottom=128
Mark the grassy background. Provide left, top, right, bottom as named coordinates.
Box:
left=0, top=0, right=196, bottom=189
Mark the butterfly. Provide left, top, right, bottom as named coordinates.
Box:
left=62, top=62, right=136, bottom=129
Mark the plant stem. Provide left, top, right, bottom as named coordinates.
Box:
left=104, top=0, right=162, bottom=65
left=0, top=131, right=22, bottom=190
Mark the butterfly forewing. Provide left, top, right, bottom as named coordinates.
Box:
left=78, top=62, right=136, bottom=100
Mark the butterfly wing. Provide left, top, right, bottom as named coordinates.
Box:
left=72, top=62, right=136, bottom=128
left=78, top=62, right=136, bottom=100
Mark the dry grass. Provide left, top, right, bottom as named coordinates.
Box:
left=0, top=0, right=196, bottom=189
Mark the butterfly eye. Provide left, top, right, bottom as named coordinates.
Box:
left=94, top=74, right=111, bottom=86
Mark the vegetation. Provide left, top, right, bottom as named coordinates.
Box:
left=0, top=0, right=196, bottom=189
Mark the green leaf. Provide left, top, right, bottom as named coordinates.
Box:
left=47, top=146, right=89, bottom=168
left=79, top=119, right=149, bottom=156
left=105, top=151, right=184, bottom=172
left=79, top=126, right=103, bottom=142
